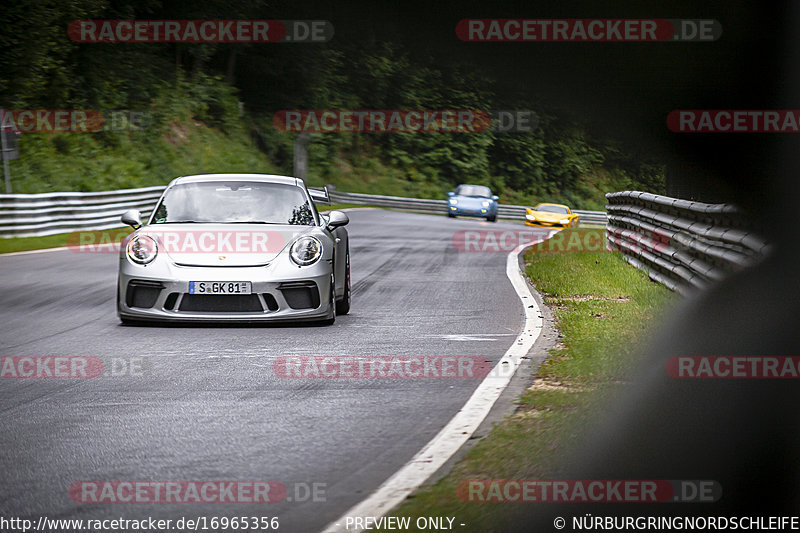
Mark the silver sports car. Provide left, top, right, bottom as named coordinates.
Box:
left=116, top=174, right=350, bottom=324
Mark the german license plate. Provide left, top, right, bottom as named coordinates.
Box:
left=189, top=281, right=252, bottom=294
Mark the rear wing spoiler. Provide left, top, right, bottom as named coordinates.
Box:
left=308, top=186, right=330, bottom=204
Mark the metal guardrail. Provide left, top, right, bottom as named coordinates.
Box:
left=0, top=187, right=166, bottom=237
left=605, top=191, right=770, bottom=295
left=0, top=184, right=608, bottom=238
left=327, top=188, right=608, bottom=225
left=1, top=185, right=765, bottom=295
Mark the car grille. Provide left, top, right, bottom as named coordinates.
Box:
left=142, top=284, right=320, bottom=314
left=178, top=294, right=263, bottom=312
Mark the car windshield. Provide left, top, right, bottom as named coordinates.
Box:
left=455, top=185, right=492, bottom=198
left=150, top=181, right=316, bottom=225
left=534, top=204, right=569, bottom=214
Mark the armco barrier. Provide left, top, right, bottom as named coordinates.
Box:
left=0, top=184, right=607, bottom=238
left=0, top=187, right=165, bottom=237
left=605, top=191, right=770, bottom=295
left=327, top=188, right=608, bottom=225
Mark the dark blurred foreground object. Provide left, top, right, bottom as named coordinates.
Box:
left=499, top=0, right=800, bottom=527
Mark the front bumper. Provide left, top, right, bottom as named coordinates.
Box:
left=118, top=260, right=333, bottom=323
left=525, top=214, right=572, bottom=227
left=449, top=205, right=495, bottom=218
left=525, top=220, right=568, bottom=227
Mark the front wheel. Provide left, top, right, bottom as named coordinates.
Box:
left=336, top=247, right=351, bottom=315
left=487, top=214, right=497, bottom=222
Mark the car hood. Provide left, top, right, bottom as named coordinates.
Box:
left=453, top=195, right=492, bottom=207
left=527, top=210, right=569, bottom=222
left=138, top=223, right=315, bottom=267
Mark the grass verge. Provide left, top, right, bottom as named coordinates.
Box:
left=0, top=227, right=132, bottom=255
left=374, top=229, right=675, bottom=532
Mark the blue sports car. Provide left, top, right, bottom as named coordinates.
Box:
left=447, top=184, right=499, bottom=222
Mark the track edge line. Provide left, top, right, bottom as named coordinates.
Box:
left=320, top=231, right=558, bottom=533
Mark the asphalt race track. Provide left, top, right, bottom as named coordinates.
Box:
left=0, top=209, right=551, bottom=532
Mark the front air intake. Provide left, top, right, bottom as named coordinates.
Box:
left=278, top=281, right=321, bottom=310
left=126, top=280, right=164, bottom=309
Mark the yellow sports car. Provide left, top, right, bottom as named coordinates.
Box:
left=525, top=203, right=579, bottom=227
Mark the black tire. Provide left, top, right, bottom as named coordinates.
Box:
left=335, top=247, right=351, bottom=315
left=448, top=212, right=456, bottom=218
left=488, top=214, right=497, bottom=222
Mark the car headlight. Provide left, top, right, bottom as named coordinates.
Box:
left=526, top=214, right=536, bottom=220
left=559, top=218, right=570, bottom=225
left=290, top=236, right=322, bottom=266
left=449, top=198, right=457, bottom=205
left=126, top=234, right=158, bottom=264
left=482, top=200, right=490, bottom=207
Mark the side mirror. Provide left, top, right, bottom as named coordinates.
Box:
left=492, top=195, right=499, bottom=201
left=326, top=210, right=349, bottom=230
left=447, top=191, right=455, bottom=197
left=121, top=209, right=142, bottom=228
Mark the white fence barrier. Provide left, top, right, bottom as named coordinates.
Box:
left=0, top=184, right=607, bottom=238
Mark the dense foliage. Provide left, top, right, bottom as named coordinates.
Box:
left=0, top=0, right=664, bottom=209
